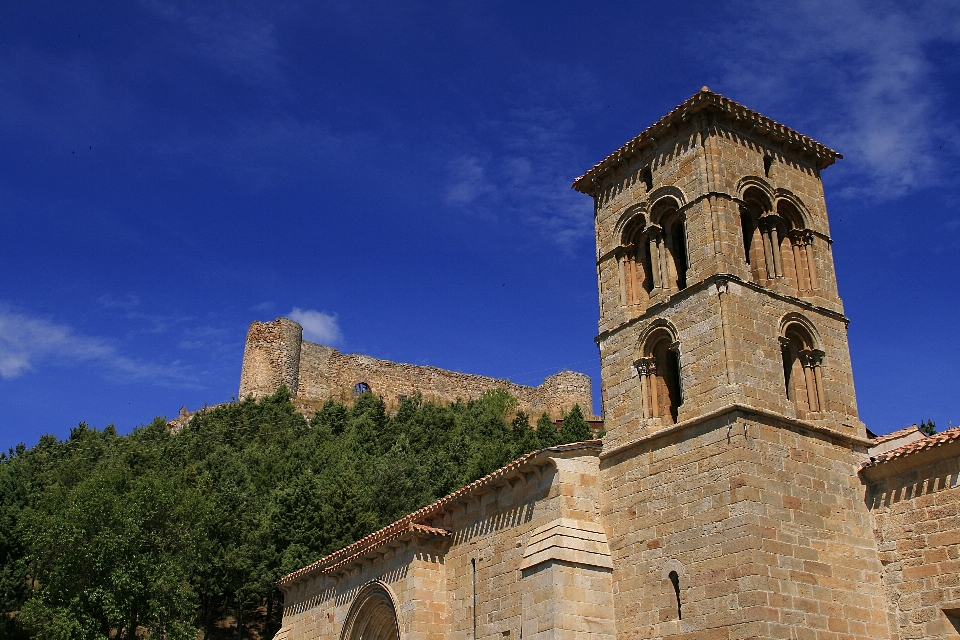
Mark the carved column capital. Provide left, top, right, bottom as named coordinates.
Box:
left=799, top=349, right=824, bottom=368
left=635, top=356, right=657, bottom=376
left=758, top=213, right=782, bottom=232
left=647, top=224, right=664, bottom=240
left=788, top=229, right=807, bottom=246
left=808, top=349, right=825, bottom=367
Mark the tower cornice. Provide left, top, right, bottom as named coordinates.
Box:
left=573, top=87, right=842, bottom=196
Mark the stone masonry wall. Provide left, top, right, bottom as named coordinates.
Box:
left=240, top=318, right=595, bottom=419
left=239, top=317, right=303, bottom=398
left=600, top=414, right=893, bottom=640
left=863, top=440, right=960, bottom=639
left=278, top=447, right=615, bottom=640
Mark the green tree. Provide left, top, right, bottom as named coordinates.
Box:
left=558, top=405, right=593, bottom=442
left=919, top=419, right=937, bottom=436
left=536, top=413, right=560, bottom=447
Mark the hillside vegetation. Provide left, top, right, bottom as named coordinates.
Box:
left=0, top=388, right=594, bottom=640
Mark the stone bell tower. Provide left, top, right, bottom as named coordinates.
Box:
left=574, top=87, right=864, bottom=447
left=576, top=90, right=894, bottom=639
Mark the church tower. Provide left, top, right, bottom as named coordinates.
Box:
left=577, top=90, right=894, bottom=638
left=574, top=87, right=863, bottom=446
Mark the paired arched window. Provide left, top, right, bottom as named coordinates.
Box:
left=341, top=582, right=400, bottom=640
left=619, top=199, right=689, bottom=312
left=780, top=321, right=826, bottom=416
left=636, top=328, right=682, bottom=424
left=739, top=187, right=818, bottom=293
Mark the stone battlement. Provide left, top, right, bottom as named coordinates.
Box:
left=239, top=317, right=594, bottom=418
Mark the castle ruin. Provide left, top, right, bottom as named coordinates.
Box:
left=238, top=317, right=595, bottom=419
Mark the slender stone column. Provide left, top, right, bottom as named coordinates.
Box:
left=789, top=230, right=808, bottom=290
left=802, top=230, right=819, bottom=289
left=769, top=226, right=783, bottom=277
left=799, top=350, right=820, bottom=412
left=759, top=215, right=783, bottom=278
left=622, top=249, right=635, bottom=306
left=634, top=244, right=645, bottom=303
left=810, top=349, right=827, bottom=413
left=620, top=254, right=630, bottom=306
left=636, top=357, right=656, bottom=419
left=648, top=359, right=660, bottom=418
left=760, top=226, right=775, bottom=279
left=648, top=227, right=663, bottom=291
left=636, top=359, right=650, bottom=419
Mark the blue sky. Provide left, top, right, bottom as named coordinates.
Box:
left=2, top=0, right=959, bottom=448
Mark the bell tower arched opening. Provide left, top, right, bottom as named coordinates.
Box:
left=636, top=328, right=682, bottom=424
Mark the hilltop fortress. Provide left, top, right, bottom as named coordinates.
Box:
left=274, top=88, right=960, bottom=640
left=238, top=316, right=595, bottom=418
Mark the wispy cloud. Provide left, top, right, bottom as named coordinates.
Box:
left=442, top=101, right=596, bottom=250
left=0, top=304, right=193, bottom=384
left=445, top=156, right=494, bottom=207
left=289, top=308, right=343, bottom=345
left=139, top=0, right=286, bottom=87
left=712, top=0, right=960, bottom=199
left=97, top=293, right=140, bottom=310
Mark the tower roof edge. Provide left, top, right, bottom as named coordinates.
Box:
left=572, top=89, right=842, bottom=196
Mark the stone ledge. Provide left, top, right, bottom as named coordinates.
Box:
left=520, top=517, right=613, bottom=570
left=599, top=402, right=872, bottom=461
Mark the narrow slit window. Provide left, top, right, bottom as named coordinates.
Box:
left=640, top=166, right=653, bottom=191
left=668, top=570, right=681, bottom=620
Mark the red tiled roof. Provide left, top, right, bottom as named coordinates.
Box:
left=870, top=424, right=923, bottom=445
left=861, top=425, right=960, bottom=469
left=277, top=440, right=603, bottom=586
left=322, top=522, right=452, bottom=575
left=571, top=87, right=842, bottom=196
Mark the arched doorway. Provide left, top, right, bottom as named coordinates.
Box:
left=341, top=582, right=400, bottom=640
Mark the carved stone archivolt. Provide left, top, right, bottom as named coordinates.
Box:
left=340, top=582, right=400, bottom=640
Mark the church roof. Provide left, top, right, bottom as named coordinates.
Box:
left=870, top=424, right=924, bottom=446
left=571, top=87, right=842, bottom=196
left=277, top=440, right=602, bottom=587
left=861, top=424, right=960, bottom=470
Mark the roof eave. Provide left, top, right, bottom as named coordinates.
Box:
left=572, top=89, right=842, bottom=197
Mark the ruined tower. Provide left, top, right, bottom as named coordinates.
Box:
left=576, top=89, right=892, bottom=638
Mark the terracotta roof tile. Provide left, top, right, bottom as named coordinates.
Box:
left=277, top=440, right=602, bottom=586
left=571, top=87, right=842, bottom=196
left=861, top=425, right=960, bottom=469
left=870, top=424, right=923, bottom=445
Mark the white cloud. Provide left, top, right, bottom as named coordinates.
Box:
left=441, top=104, right=595, bottom=250
left=713, top=0, right=960, bottom=199
left=445, top=156, right=494, bottom=206
left=0, top=304, right=191, bottom=384
left=289, top=308, right=343, bottom=345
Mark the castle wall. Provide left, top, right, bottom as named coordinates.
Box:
left=599, top=415, right=893, bottom=640
left=239, top=317, right=303, bottom=398
left=863, top=439, right=960, bottom=639
left=240, top=318, right=595, bottom=419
